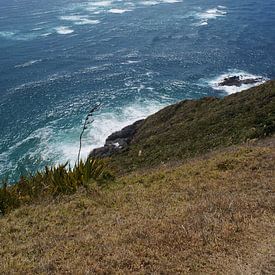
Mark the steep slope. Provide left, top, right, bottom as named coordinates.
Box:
left=107, top=81, right=275, bottom=172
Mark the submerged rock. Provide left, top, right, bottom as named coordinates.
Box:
left=218, top=75, right=264, bottom=87
left=90, top=119, right=144, bottom=158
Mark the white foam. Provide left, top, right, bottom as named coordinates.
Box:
left=60, top=15, right=100, bottom=25
left=41, top=33, right=52, bottom=37
left=49, top=101, right=167, bottom=166
left=89, top=1, right=113, bottom=7
left=161, top=0, right=182, bottom=3
left=32, top=27, right=43, bottom=31
left=69, top=0, right=183, bottom=18
left=203, top=8, right=227, bottom=19
left=140, top=0, right=181, bottom=6
left=75, top=19, right=100, bottom=25
left=121, top=60, right=141, bottom=65
left=0, top=31, right=16, bottom=39
left=108, top=9, right=131, bottom=14
left=15, top=59, right=42, bottom=68
left=194, top=6, right=227, bottom=26
left=206, top=70, right=269, bottom=95
left=140, top=1, right=159, bottom=6
left=0, top=100, right=169, bottom=181
left=55, top=26, right=74, bottom=35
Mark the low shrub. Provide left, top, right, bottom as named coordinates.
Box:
left=0, top=158, right=113, bottom=215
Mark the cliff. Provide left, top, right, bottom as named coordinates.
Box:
left=92, top=80, right=275, bottom=173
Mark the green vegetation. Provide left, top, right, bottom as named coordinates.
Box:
left=0, top=159, right=113, bottom=215
left=110, top=80, right=275, bottom=172
left=0, top=81, right=274, bottom=273
left=1, top=81, right=275, bottom=215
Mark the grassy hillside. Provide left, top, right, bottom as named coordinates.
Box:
left=0, top=81, right=275, bottom=273
left=110, top=81, right=275, bottom=172
left=0, top=139, right=274, bottom=273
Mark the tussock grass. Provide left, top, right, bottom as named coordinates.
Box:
left=0, top=141, right=274, bottom=274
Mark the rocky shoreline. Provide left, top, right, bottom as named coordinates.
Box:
left=90, top=119, right=144, bottom=158
left=218, top=75, right=264, bottom=87
left=90, top=77, right=269, bottom=159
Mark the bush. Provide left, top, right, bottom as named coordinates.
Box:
left=0, top=158, right=113, bottom=215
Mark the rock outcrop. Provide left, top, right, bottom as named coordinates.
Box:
left=90, top=119, right=144, bottom=158
left=218, top=75, right=264, bottom=87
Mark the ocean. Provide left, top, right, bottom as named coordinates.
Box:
left=0, top=0, right=274, bottom=182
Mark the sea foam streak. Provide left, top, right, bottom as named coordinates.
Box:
left=108, top=9, right=132, bottom=14
left=15, top=59, right=42, bottom=68
left=59, top=15, right=100, bottom=25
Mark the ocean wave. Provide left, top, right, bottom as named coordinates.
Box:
left=70, top=0, right=183, bottom=18
left=205, top=70, right=269, bottom=94
left=194, top=6, right=227, bottom=26
left=52, top=0, right=184, bottom=37
left=55, top=26, right=74, bottom=35
left=57, top=100, right=167, bottom=164
left=0, top=31, right=16, bottom=39
left=0, top=100, right=168, bottom=181
left=1, top=0, right=183, bottom=42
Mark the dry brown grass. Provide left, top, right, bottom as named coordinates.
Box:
left=0, top=140, right=274, bottom=274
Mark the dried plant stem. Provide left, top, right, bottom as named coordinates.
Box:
left=77, top=104, right=101, bottom=165
left=77, top=126, right=86, bottom=165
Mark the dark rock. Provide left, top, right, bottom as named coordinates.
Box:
left=105, top=120, right=143, bottom=145
left=90, top=145, right=119, bottom=158
left=218, top=75, right=264, bottom=87
left=89, top=119, right=144, bottom=158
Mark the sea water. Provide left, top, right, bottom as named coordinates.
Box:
left=0, top=0, right=274, bottom=181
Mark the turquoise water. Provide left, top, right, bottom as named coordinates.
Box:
left=0, top=0, right=274, bottom=181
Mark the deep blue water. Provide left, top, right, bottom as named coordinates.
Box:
left=0, top=0, right=274, bottom=181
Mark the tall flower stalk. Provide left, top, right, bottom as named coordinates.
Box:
left=77, top=103, right=101, bottom=164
